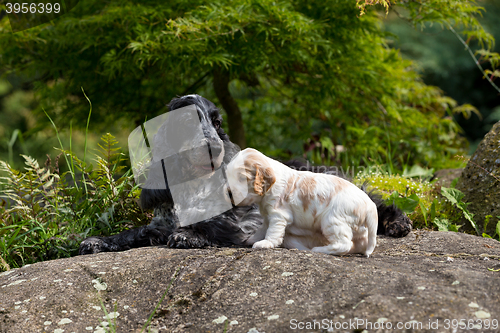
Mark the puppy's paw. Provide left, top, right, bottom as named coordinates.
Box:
left=252, top=239, right=275, bottom=249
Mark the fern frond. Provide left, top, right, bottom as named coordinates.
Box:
left=21, top=155, right=41, bottom=173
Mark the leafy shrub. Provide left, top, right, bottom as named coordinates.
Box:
left=358, top=170, right=441, bottom=229
left=0, top=133, right=144, bottom=271
left=358, top=170, right=500, bottom=240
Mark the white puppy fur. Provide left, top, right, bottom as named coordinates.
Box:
left=225, top=148, right=378, bottom=257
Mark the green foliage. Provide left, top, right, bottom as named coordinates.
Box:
left=361, top=172, right=498, bottom=238
left=440, top=186, right=478, bottom=235
left=0, top=81, right=38, bottom=167
left=357, top=171, right=469, bottom=231
left=390, top=0, right=494, bottom=48
left=0, top=0, right=479, bottom=168
left=366, top=0, right=500, bottom=89
left=433, top=217, right=461, bottom=232
left=385, top=191, right=420, bottom=215
left=498, top=218, right=500, bottom=239
left=382, top=0, right=500, bottom=147
left=482, top=215, right=500, bottom=240
left=0, top=78, right=123, bottom=171
left=0, top=133, right=143, bottom=271
left=358, top=171, right=438, bottom=228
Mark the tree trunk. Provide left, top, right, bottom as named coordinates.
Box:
left=213, top=67, right=246, bottom=148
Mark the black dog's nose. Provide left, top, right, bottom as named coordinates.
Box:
left=210, top=143, right=223, bottom=157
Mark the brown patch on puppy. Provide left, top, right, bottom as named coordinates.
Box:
left=352, top=206, right=359, bottom=220
left=244, top=152, right=276, bottom=196
left=318, top=191, right=333, bottom=205
left=356, top=205, right=367, bottom=222
left=331, top=176, right=349, bottom=192
left=298, top=175, right=317, bottom=211
left=318, top=176, right=348, bottom=204
left=281, top=174, right=298, bottom=204
left=311, top=207, right=318, bottom=226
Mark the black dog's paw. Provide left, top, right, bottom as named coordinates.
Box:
left=167, top=231, right=210, bottom=249
left=383, top=214, right=413, bottom=237
left=78, top=237, right=116, bottom=255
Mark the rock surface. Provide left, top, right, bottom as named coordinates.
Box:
left=1, top=231, right=500, bottom=333
left=457, top=121, right=500, bottom=235
left=433, top=168, right=463, bottom=187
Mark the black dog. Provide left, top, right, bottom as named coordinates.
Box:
left=79, top=95, right=411, bottom=255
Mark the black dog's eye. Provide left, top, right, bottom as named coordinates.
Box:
left=213, top=119, right=221, bottom=129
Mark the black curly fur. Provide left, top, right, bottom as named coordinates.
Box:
left=78, top=94, right=411, bottom=255
left=364, top=188, right=413, bottom=237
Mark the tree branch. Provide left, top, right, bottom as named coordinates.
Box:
left=447, top=24, right=500, bottom=95
left=212, top=67, right=246, bottom=148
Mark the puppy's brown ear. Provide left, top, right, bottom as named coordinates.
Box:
left=254, top=165, right=276, bottom=196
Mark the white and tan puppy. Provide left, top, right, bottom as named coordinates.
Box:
left=226, top=148, right=378, bottom=257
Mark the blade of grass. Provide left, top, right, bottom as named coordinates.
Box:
left=43, top=109, right=79, bottom=190
left=419, top=202, right=428, bottom=227
left=97, top=291, right=115, bottom=333
left=0, top=254, right=10, bottom=271
left=141, top=266, right=181, bottom=333
left=81, top=87, right=92, bottom=197
left=448, top=24, right=500, bottom=94
left=7, top=130, right=20, bottom=166
left=69, top=120, right=76, bottom=178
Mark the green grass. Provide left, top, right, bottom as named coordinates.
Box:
left=141, top=266, right=181, bottom=333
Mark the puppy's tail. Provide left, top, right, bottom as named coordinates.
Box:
left=364, top=202, right=378, bottom=258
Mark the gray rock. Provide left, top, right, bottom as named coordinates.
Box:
left=1, top=231, right=500, bottom=333
left=457, top=121, right=500, bottom=235
left=433, top=168, right=463, bottom=187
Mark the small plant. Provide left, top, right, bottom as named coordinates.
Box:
left=482, top=215, right=500, bottom=241
left=440, top=187, right=478, bottom=235
left=432, top=217, right=461, bottom=232
left=141, top=266, right=181, bottom=333
left=385, top=191, right=420, bottom=215
left=97, top=295, right=118, bottom=333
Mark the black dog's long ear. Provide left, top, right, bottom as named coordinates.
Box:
left=140, top=160, right=174, bottom=210
left=140, top=188, right=173, bottom=210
